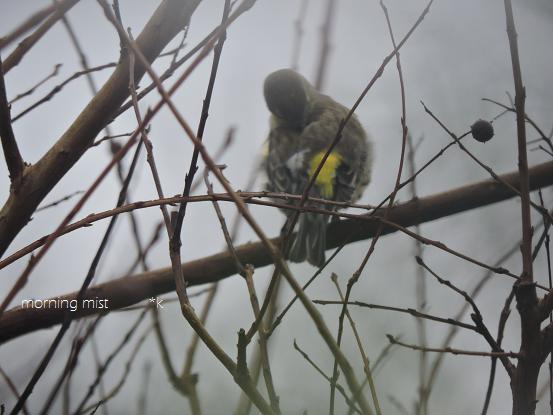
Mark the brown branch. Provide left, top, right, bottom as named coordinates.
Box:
left=330, top=2, right=418, bottom=410
left=290, top=0, right=308, bottom=70
left=38, top=316, right=102, bottom=415
left=9, top=126, right=146, bottom=412
left=0, top=3, right=64, bottom=51
left=35, top=190, right=83, bottom=213
left=112, top=24, right=219, bottom=122
left=0, top=57, right=25, bottom=184
left=330, top=275, right=380, bottom=414
left=416, top=257, right=516, bottom=376
left=73, top=308, right=149, bottom=413
left=80, top=326, right=153, bottom=414
left=421, top=225, right=545, bottom=411
left=2, top=0, right=80, bottom=73
left=244, top=266, right=281, bottom=414
left=1, top=160, right=552, bottom=342
left=0, top=366, right=29, bottom=415
left=406, top=131, right=429, bottom=415
left=0, top=0, right=202, bottom=259
left=314, top=300, right=477, bottom=332
left=90, top=130, right=134, bottom=147
left=504, top=3, right=532, bottom=282
left=421, top=101, right=551, bottom=223
left=100, top=2, right=282, bottom=413
left=386, top=335, right=521, bottom=359
left=313, top=0, right=336, bottom=90
left=169, top=0, right=230, bottom=305
left=11, top=62, right=117, bottom=123
left=292, top=340, right=362, bottom=415
left=0, top=191, right=375, bottom=271
left=504, top=1, right=540, bottom=413
left=285, top=0, right=434, bottom=251
left=481, top=288, right=515, bottom=415
left=483, top=98, right=553, bottom=154
left=9, top=63, right=61, bottom=104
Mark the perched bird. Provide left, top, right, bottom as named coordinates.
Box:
left=263, top=68, right=373, bottom=267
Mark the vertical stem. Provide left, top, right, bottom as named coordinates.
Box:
left=314, top=0, right=336, bottom=90
left=503, top=1, right=540, bottom=414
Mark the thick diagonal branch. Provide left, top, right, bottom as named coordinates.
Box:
left=0, top=0, right=201, bottom=258
left=0, top=160, right=551, bottom=343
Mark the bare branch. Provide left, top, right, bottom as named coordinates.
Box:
left=2, top=0, right=80, bottom=73
left=0, top=0, right=202, bottom=258
left=11, top=62, right=116, bottom=123
left=386, top=335, right=521, bottom=359
left=9, top=63, right=61, bottom=104
left=313, top=0, right=336, bottom=90
left=0, top=57, right=25, bottom=184
left=1, top=160, right=552, bottom=343
left=293, top=340, right=362, bottom=415
left=504, top=0, right=540, bottom=412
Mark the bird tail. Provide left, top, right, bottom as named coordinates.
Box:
left=288, top=213, right=328, bottom=267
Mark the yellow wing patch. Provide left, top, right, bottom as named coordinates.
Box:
left=308, top=151, right=342, bottom=198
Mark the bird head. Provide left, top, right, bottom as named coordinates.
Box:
left=264, top=69, right=311, bottom=129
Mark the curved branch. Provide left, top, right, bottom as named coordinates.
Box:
left=0, top=161, right=551, bottom=343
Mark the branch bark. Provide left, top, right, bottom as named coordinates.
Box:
left=0, top=57, right=25, bottom=184
left=503, top=1, right=540, bottom=413
left=0, top=160, right=551, bottom=343
left=0, top=0, right=201, bottom=259
left=1, top=0, right=80, bottom=73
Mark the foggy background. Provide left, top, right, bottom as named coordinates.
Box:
left=1, top=0, right=552, bottom=413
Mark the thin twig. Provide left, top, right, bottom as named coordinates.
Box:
left=169, top=0, right=230, bottom=305
left=406, top=132, right=428, bottom=415
left=292, top=340, right=362, bottom=415
left=100, top=1, right=281, bottom=413
left=480, top=288, right=515, bottom=415
left=314, top=300, right=477, bottom=332
left=0, top=366, right=29, bottom=415
left=291, top=0, right=308, bottom=71
left=248, top=0, right=435, bottom=363
left=73, top=309, right=150, bottom=413
left=386, top=335, right=520, bottom=358
left=314, top=0, right=336, bottom=90
left=137, top=361, right=152, bottom=415
left=11, top=62, right=116, bottom=123
left=416, top=256, right=516, bottom=376
left=79, top=326, right=153, bottom=414
left=421, top=101, right=551, bottom=223
left=483, top=97, right=553, bottom=154
left=330, top=3, right=425, bottom=411
left=330, top=274, right=379, bottom=414
left=9, top=63, right=62, bottom=104
left=244, top=266, right=281, bottom=414
left=0, top=3, right=68, bottom=50
left=38, top=316, right=102, bottom=415
left=8, top=72, right=150, bottom=412
left=2, top=0, right=80, bottom=73
left=423, top=218, right=550, bottom=406
left=36, top=190, right=84, bottom=212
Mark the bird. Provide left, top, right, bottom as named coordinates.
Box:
left=262, top=68, right=373, bottom=267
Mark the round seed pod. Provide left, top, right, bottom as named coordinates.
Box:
left=471, top=119, right=494, bottom=143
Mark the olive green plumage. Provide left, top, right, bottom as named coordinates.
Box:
left=262, top=69, right=373, bottom=267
